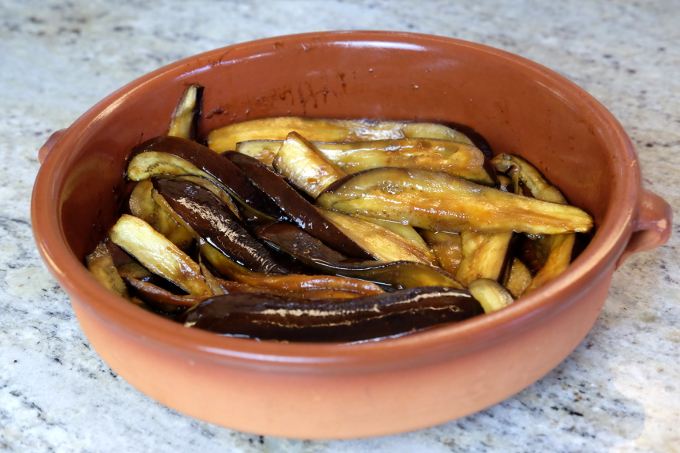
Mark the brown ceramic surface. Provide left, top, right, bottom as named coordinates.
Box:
left=31, top=31, right=671, bottom=439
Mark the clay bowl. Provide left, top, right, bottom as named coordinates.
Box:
left=32, top=31, right=671, bottom=439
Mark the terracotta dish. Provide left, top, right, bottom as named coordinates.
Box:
left=31, top=31, right=672, bottom=439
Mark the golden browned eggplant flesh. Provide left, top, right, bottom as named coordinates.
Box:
left=85, top=84, right=594, bottom=343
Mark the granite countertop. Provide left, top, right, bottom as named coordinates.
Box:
left=1, top=1, right=678, bottom=451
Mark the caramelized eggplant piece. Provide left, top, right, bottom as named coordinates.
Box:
left=314, top=137, right=495, bottom=186
left=177, top=175, right=242, bottom=219
left=317, top=167, right=593, bottom=235
left=238, top=137, right=495, bottom=186
left=492, top=154, right=567, bottom=204
left=356, top=214, right=430, bottom=252
left=496, top=174, right=513, bottom=192
left=223, top=151, right=375, bottom=260
left=207, top=117, right=473, bottom=152
left=354, top=215, right=431, bottom=254
left=152, top=177, right=287, bottom=274
left=199, top=260, right=226, bottom=296
left=235, top=140, right=280, bottom=167
left=273, top=132, right=346, bottom=198
left=123, top=276, right=203, bottom=314
left=109, top=214, right=212, bottom=297
left=179, top=286, right=482, bottom=342
left=420, top=231, right=463, bottom=276
left=455, top=230, right=514, bottom=286
left=254, top=223, right=464, bottom=290
left=318, top=208, right=436, bottom=265
left=128, top=179, right=194, bottom=251
left=522, top=233, right=575, bottom=296
left=503, top=257, right=533, bottom=298
left=200, top=241, right=383, bottom=296
left=167, top=83, right=203, bottom=140
left=216, top=279, right=371, bottom=299
left=116, top=261, right=189, bottom=295
left=128, top=136, right=284, bottom=221
left=86, top=242, right=130, bottom=300
left=493, top=153, right=579, bottom=294
left=467, top=278, right=514, bottom=314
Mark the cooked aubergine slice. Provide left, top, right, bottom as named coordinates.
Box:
left=467, top=278, right=514, bottom=314
left=215, top=279, right=377, bottom=299
left=272, top=132, right=347, bottom=198
left=492, top=153, right=567, bottom=204
left=128, top=136, right=284, bottom=221
left=503, top=257, right=533, bottom=298
left=317, top=167, right=593, bottom=235
left=123, top=276, right=204, bottom=313
left=318, top=208, right=437, bottom=265
left=237, top=137, right=495, bottom=186
left=109, top=214, right=211, bottom=297
left=455, top=230, right=514, bottom=286
left=493, top=153, right=579, bottom=294
left=167, top=83, right=203, bottom=141
left=207, top=117, right=473, bottom=153
left=254, top=222, right=464, bottom=290
left=86, top=242, right=130, bottom=300
left=179, top=286, right=482, bottom=342
left=200, top=241, right=383, bottom=296
left=355, top=215, right=432, bottom=254
left=152, top=177, right=287, bottom=274
left=128, top=179, right=194, bottom=251
left=223, top=151, right=375, bottom=260
left=420, top=230, right=464, bottom=276
left=522, top=233, right=576, bottom=296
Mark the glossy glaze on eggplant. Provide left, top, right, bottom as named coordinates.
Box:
left=179, top=286, right=482, bottom=342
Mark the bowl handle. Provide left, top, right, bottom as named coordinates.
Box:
left=616, top=188, right=673, bottom=268
left=38, top=128, right=67, bottom=164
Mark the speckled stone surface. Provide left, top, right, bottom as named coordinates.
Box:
left=1, top=1, right=678, bottom=452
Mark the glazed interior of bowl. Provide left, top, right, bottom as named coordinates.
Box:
left=33, top=31, right=638, bottom=370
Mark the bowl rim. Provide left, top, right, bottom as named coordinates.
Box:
left=31, top=30, right=639, bottom=372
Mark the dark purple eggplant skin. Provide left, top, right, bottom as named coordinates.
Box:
left=130, top=136, right=284, bottom=219
left=223, top=151, right=375, bottom=260
left=152, top=177, right=287, bottom=274
left=179, top=286, right=482, bottom=342
left=254, top=222, right=464, bottom=290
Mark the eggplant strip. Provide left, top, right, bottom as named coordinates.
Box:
left=455, top=230, right=514, bottom=286
left=86, top=242, right=130, bottom=300
left=199, top=261, right=226, bottom=296
left=216, top=279, right=370, bottom=299
left=317, top=167, right=593, bottom=235
left=176, top=175, right=242, bottom=220
left=223, top=151, right=375, bottom=260
left=254, top=222, right=464, bottom=290
left=467, top=278, right=514, bottom=314
left=152, top=177, right=287, bottom=274
left=354, top=215, right=431, bottom=255
left=179, top=286, right=482, bottom=342
left=207, top=117, right=473, bottom=153
left=318, top=208, right=437, bottom=265
left=123, top=276, right=204, bottom=313
left=200, top=242, right=384, bottom=296
left=272, top=132, right=346, bottom=198
left=128, top=179, right=194, bottom=251
left=420, top=231, right=463, bottom=276
left=492, top=154, right=567, bottom=204
left=128, top=136, right=284, bottom=221
left=503, top=257, right=533, bottom=298
left=167, top=83, right=203, bottom=141
left=493, top=153, right=578, bottom=295
left=522, top=233, right=575, bottom=296
left=109, top=214, right=212, bottom=297
left=237, top=137, right=495, bottom=186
